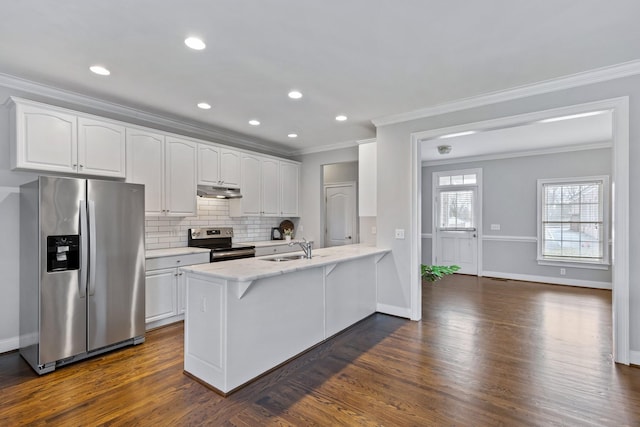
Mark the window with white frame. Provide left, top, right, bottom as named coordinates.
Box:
left=537, top=176, right=609, bottom=267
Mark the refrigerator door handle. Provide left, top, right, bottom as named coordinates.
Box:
left=88, top=200, right=97, bottom=296
left=79, top=200, right=88, bottom=298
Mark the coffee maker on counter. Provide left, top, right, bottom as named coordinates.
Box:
left=270, top=227, right=283, bottom=240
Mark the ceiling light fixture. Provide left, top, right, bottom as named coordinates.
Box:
left=539, top=110, right=607, bottom=123
left=437, top=145, right=452, bottom=155
left=197, top=102, right=211, bottom=110
left=249, top=119, right=260, bottom=126
left=439, top=130, right=476, bottom=139
left=185, top=37, right=206, bottom=50
left=335, top=115, right=348, bottom=121
left=288, top=90, right=303, bottom=99
left=288, top=133, right=298, bottom=138
left=89, top=65, right=110, bottom=76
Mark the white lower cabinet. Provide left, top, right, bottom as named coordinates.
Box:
left=145, top=251, right=209, bottom=328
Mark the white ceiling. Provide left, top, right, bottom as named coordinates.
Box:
left=0, top=1, right=639, bottom=154
left=421, top=111, right=613, bottom=163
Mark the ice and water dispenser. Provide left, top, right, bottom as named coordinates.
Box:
left=46, top=235, right=80, bottom=272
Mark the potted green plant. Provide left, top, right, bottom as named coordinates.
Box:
left=420, top=264, right=460, bottom=282
left=283, top=228, right=293, bottom=242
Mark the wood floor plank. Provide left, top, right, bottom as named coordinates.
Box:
left=1, top=275, right=639, bottom=426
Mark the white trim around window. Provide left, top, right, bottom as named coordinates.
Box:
left=536, top=175, right=610, bottom=269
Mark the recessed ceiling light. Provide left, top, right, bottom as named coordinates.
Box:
left=185, top=37, right=206, bottom=50
left=439, top=130, right=476, bottom=139
left=197, top=102, right=211, bottom=110
left=249, top=120, right=260, bottom=126
left=539, top=111, right=607, bottom=123
left=335, top=115, right=348, bottom=121
left=89, top=65, right=110, bottom=76
left=287, top=133, right=298, bottom=138
left=288, top=90, right=303, bottom=99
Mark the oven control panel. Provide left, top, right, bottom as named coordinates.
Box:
left=190, top=227, right=234, bottom=239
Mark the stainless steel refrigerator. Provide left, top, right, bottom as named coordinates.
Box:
left=20, top=176, right=145, bottom=374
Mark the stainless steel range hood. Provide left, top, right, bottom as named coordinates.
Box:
left=197, top=185, right=242, bottom=199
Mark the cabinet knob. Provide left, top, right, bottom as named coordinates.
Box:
left=79, top=164, right=84, bottom=169
left=176, top=260, right=181, bottom=263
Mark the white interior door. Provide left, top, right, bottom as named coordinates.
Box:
left=325, top=183, right=356, bottom=247
left=434, top=180, right=479, bottom=275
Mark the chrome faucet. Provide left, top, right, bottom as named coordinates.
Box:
left=289, top=238, right=313, bottom=259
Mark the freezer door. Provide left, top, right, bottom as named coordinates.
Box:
left=38, top=176, right=87, bottom=364
left=87, top=180, right=145, bottom=351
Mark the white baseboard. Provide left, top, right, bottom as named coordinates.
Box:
left=630, top=351, right=640, bottom=366
left=145, top=314, right=184, bottom=331
left=481, top=271, right=612, bottom=290
left=0, top=336, right=19, bottom=353
left=376, top=303, right=412, bottom=319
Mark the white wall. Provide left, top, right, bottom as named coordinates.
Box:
left=295, top=147, right=358, bottom=247
left=422, top=148, right=612, bottom=285
left=376, top=74, right=640, bottom=354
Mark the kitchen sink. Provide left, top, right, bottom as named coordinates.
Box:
left=262, top=254, right=320, bottom=262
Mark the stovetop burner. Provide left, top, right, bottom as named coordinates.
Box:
left=188, top=227, right=255, bottom=262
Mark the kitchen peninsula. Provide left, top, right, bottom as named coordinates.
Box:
left=180, top=244, right=390, bottom=395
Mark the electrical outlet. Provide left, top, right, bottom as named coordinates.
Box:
left=201, top=297, right=207, bottom=312
left=395, top=229, right=405, bottom=239
left=299, top=225, right=304, bottom=233
left=490, top=224, right=501, bottom=231
left=371, top=226, right=377, bottom=235
left=560, top=268, right=566, bottom=276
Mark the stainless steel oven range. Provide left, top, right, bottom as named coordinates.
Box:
left=187, top=227, right=255, bottom=262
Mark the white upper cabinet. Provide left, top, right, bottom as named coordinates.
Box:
left=231, top=153, right=262, bottom=216
left=230, top=154, right=300, bottom=217
left=9, top=97, right=126, bottom=178
left=77, top=117, right=126, bottom=177
left=127, top=129, right=197, bottom=217
left=164, top=137, right=197, bottom=216
left=261, top=157, right=279, bottom=216
left=127, top=128, right=165, bottom=215
left=219, top=148, right=241, bottom=187
left=197, top=145, right=241, bottom=188
left=279, top=161, right=300, bottom=217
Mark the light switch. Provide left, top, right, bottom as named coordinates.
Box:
left=395, top=229, right=405, bottom=239
left=490, top=224, right=501, bottom=231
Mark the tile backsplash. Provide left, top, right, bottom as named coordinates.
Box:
left=145, top=198, right=292, bottom=250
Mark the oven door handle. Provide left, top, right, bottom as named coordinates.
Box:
left=211, top=248, right=256, bottom=259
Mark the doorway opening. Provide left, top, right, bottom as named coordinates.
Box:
left=321, top=162, right=359, bottom=247
left=410, top=97, right=630, bottom=364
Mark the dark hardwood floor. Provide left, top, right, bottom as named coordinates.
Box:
left=1, top=275, right=639, bottom=426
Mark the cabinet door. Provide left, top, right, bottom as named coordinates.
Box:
left=177, top=268, right=186, bottom=314
left=145, top=268, right=177, bottom=323
left=78, top=117, right=126, bottom=178
left=261, top=157, right=280, bottom=216
left=126, top=128, right=165, bottom=216
left=280, top=161, right=300, bottom=217
left=198, top=144, right=220, bottom=185
left=219, top=148, right=241, bottom=187
left=13, top=102, right=78, bottom=173
left=165, top=137, right=197, bottom=216
left=231, top=153, right=262, bottom=216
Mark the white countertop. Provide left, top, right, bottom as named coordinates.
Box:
left=181, top=244, right=390, bottom=282
left=145, top=247, right=211, bottom=259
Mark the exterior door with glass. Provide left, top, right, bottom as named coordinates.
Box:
left=433, top=171, right=481, bottom=275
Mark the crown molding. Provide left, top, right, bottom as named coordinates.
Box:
left=373, top=59, right=640, bottom=127
left=356, top=138, right=376, bottom=145
left=421, top=141, right=612, bottom=167
left=0, top=72, right=291, bottom=157
left=291, top=139, right=359, bottom=156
